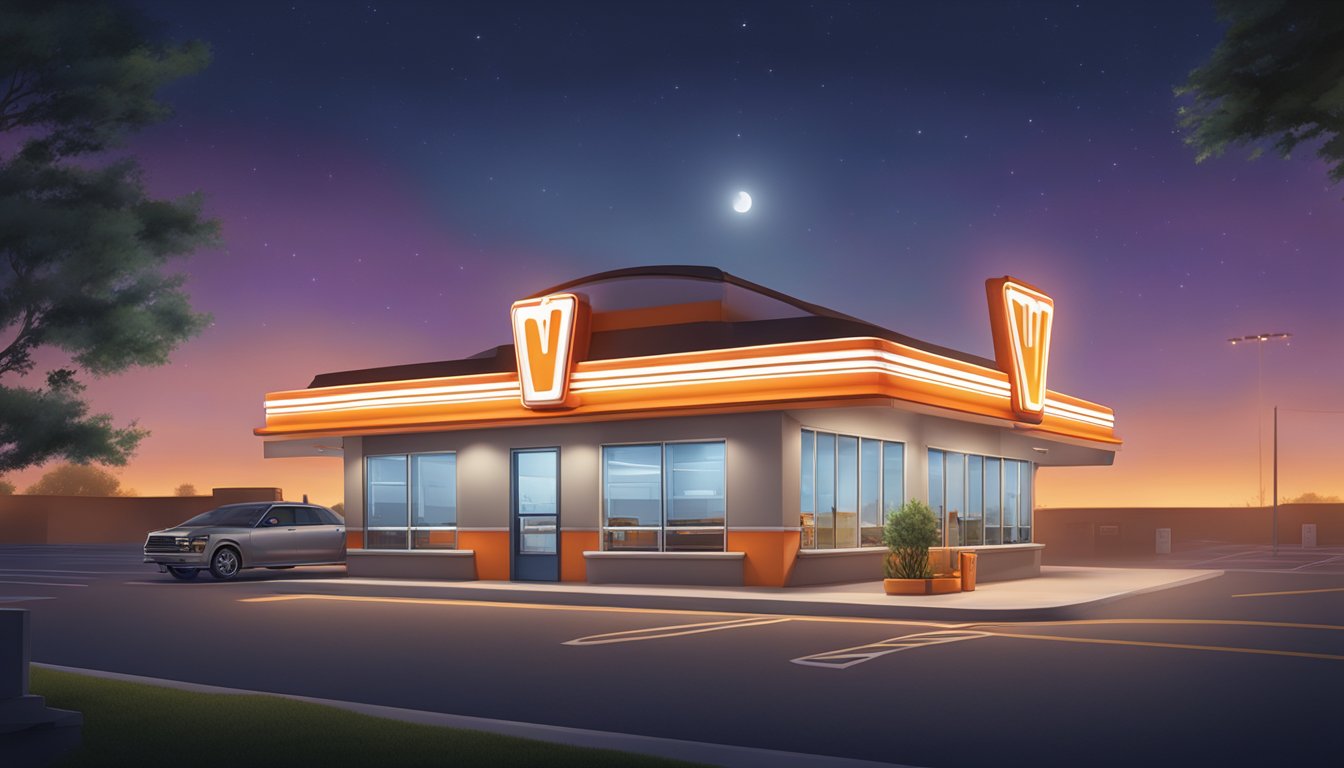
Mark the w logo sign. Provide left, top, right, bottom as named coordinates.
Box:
left=511, top=293, right=588, bottom=409
left=986, top=278, right=1054, bottom=423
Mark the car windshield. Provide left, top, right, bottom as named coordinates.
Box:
left=177, top=504, right=268, bottom=528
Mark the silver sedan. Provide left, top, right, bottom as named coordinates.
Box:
left=143, top=502, right=346, bottom=580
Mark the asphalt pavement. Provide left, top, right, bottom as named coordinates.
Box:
left=2, top=544, right=1341, bottom=767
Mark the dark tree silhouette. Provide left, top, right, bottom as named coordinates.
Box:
left=0, top=0, right=218, bottom=472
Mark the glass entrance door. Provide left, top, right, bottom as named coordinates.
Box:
left=511, top=448, right=559, bottom=581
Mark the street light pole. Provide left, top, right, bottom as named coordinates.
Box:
left=1273, top=405, right=1278, bottom=556
left=1228, top=332, right=1291, bottom=508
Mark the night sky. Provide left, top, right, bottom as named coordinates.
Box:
left=18, top=1, right=1341, bottom=507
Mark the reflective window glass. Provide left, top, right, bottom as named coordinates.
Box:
left=815, top=433, right=836, bottom=548
left=516, top=450, right=558, bottom=516
left=860, top=439, right=881, bottom=546
left=800, top=430, right=816, bottom=548
left=835, top=436, right=859, bottom=548
left=928, top=450, right=944, bottom=543
left=966, top=455, right=984, bottom=546
left=412, top=454, right=457, bottom=528
left=882, top=442, right=904, bottom=523
left=367, top=455, right=408, bottom=532
left=666, top=442, right=725, bottom=528
left=294, top=507, right=322, bottom=526
left=945, top=452, right=964, bottom=547
left=604, top=445, right=662, bottom=529
left=985, top=457, right=1002, bottom=545
left=1020, top=462, right=1033, bottom=542
left=1004, top=459, right=1020, bottom=543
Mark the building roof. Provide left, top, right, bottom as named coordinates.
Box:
left=309, top=265, right=996, bottom=389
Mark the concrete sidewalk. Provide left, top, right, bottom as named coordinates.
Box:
left=276, top=565, right=1223, bottom=620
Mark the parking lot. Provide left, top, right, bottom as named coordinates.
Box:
left=3, top=544, right=1342, bottom=766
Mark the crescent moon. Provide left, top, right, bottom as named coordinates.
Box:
left=733, top=191, right=752, bottom=213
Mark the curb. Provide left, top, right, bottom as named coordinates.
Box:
left=32, top=663, right=916, bottom=768
left=261, top=569, right=1226, bottom=622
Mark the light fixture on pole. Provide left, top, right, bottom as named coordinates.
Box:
left=1227, top=332, right=1291, bottom=507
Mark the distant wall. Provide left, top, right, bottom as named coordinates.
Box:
left=0, top=488, right=284, bottom=545
left=1036, top=504, right=1343, bottom=560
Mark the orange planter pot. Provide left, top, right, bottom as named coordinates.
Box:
left=883, top=577, right=962, bottom=595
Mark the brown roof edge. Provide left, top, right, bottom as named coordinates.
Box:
left=527, top=264, right=874, bottom=326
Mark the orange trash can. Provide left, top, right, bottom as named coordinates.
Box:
left=959, top=551, right=978, bottom=591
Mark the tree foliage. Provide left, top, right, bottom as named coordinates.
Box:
left=25, top=462, right=122, bottom=496
left=0, top=478, right=13, bottom=495
left=174, top=483, right=197, bottom=497
left=1286, top=491, right=1341, bottom=503
left=0, top=0, right=217, bottom=472
left=883, top=499, right=940, bottom=579
left=1178, top=1, right=1344, bottom=185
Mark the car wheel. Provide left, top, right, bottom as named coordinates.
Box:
left=210, top=546, right=241, bottom=580
left=167, top=567, right=199, bottom=581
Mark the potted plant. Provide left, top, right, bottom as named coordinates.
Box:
left=882, top=499, right=961, bottom=595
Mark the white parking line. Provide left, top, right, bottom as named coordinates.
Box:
left=564, top=617, right=790, bottom=646
left=0, top=580, right=87, bottom=588
left=791, top=630, right=993, bottom=670
left=1291, top=555, right=1344, bottom=571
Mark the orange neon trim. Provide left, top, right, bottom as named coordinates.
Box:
left=986, top=277, right=1055, bottom=423
left=257, top=336, right=1118, bottom=446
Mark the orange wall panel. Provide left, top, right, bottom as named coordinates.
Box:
left=561, top=530, right=598, bottom=582
left=459, top=530, right=510, bottom=580
left=728, top=530, right=800, bottom=587
left=345, top=530, right=362, bottom=550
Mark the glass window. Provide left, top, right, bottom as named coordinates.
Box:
left=801, top=430, right=904, bottom=550
left=666, top=442, right=726, bottom=552
left=1020, top=463, right=1033, bottom=542
left=882, top=441, right=904, bottom=524
left=603, top=444, right=663, bottom=551
left=601, top=441, right=725, bottom=552
left=925, top=451, right=1030, bottom=547
left=928, top=449, right=944, bottom=544
left=367, top=455, right=408, bottom=549
left=860, top=439, right=881, bottom=547
left=294, top=507, right=322, bottom=526
left=815, top=432, right=836, bottom=549
left=366, top=453, right=457, bottom=550
left=260, top=506, right=297, bottom=527
left=945, top=452, right=964, bottom=547
left=966, top=456, right=984, bottom=546
left=835, top=436, right=859, bottom=548
left=800, top=430, right=816, bottom=549
left=985, top=457, right=1001, bottom=545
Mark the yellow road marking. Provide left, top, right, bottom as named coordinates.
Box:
left=565, top=617, right=790, bottom=646
left=972, top=618, right=1344, bottom=632
left=987, top=632, right=1344, bottom=662
left=241, top=593, right=962, bottom=629
left=1230, top=586, right=1344, bottom=599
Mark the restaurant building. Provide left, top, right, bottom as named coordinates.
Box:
left=256, top=266, right=1119, bottom=586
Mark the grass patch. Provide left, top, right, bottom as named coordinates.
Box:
left=30, top=667, right=701, bottom=767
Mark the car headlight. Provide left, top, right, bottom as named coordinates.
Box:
left=174, top=536, right=191, bottom=552
left=189, top=535, right=210, bottom=553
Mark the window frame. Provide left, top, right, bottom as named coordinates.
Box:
left=363, top=450, right=459, bottom=550
left=800, top=427, right=905, bottom=551
left=926, top=446, right=1033, bottom=547
left=600, top=438, right=728, bottom=553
